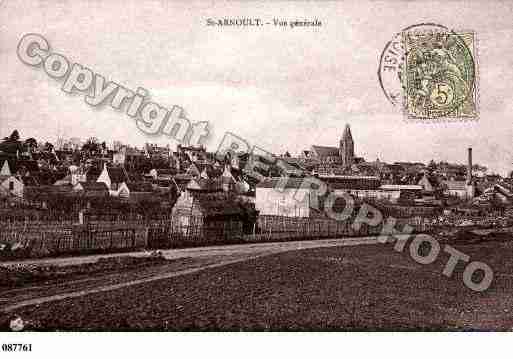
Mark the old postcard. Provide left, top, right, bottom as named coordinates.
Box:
left=0, top=0, right=513, bottom=356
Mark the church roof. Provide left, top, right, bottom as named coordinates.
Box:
left=311, top=145, right=339, bottom=158
left=342, top=124, right=353, bottom=141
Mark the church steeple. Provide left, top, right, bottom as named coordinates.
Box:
left=339, top=124, right=355, bottom=167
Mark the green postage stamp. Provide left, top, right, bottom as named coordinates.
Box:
left=402, top=29, right=478, bottom=120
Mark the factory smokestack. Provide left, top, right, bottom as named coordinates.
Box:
left=467, top=147, right=472, bottom=184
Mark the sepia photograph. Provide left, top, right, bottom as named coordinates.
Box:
left=0, top=0, right=513, bottom=356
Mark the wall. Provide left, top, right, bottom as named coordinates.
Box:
left=1, top=176, right=24, bottom=198
left=255, top=187, right=310, bottom=217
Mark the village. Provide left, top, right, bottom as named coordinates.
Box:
left=0, top=124, right=511, bottom=259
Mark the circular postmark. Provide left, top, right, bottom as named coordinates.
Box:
left=378, top=23, right=478, bottom=121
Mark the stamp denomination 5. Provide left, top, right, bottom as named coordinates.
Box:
left=378, top=23, right=479, bottom=122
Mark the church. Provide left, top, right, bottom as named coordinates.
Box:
left=305, top=124, right=361, bottom=167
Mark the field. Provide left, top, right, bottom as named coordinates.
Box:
left=2, top=237, right=513, bottom=331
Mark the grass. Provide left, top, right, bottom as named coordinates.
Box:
left=2, top=238, right=513, bottom=331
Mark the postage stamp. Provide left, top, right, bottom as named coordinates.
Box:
left=402, top=29, right=478, bottom=120
left=378, top=23, right=479, bottom=122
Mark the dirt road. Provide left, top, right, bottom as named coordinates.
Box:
left=1, top=236, right=389, bottom=268
left=1, top=236, right=401, bottom=314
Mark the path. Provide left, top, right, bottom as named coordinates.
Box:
left=1, top=236, right=407, bottom=313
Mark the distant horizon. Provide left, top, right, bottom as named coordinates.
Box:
left=1, top=127, right=503, bottom=175
left=1, top=1, right=512, bottom=175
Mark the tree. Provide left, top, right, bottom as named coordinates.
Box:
left=9, top=130, right=20, bottom=142
left=472, top=164, right=487, bottom=172
left=43, top=142, right=54, bottom=152
left=0, top=130, right=23, bottom=154
left=82, top=137, right=100, bottom=154
left=427, top=159, right=437, bottom=172
left=24, top=138, right=38, bottom=152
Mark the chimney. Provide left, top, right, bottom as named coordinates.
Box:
left=467, top=147, right=472, bottom=184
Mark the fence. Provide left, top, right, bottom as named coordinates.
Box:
left=0, top=207, right=174, bottom=226
left=0, top=224, right=149, bottom=258
left=0, top=214, right=433, bottom=259
left=249, top=215, right=430, bottom=242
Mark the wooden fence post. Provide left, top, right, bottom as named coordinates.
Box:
left=56, top=233, right=61, bottom=253
left=40, top=232, right=45, bottom=254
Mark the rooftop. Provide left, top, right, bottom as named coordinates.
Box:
left=256, top=177, right=317, bottom=190
left=311, top=145, right=339, bottom=158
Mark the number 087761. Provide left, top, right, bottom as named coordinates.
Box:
left=2, top=344, right=32, bottom=352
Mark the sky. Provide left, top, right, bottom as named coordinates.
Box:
left=0, top=0, right=512, bottom=175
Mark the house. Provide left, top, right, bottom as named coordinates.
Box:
left=53, top=165, right=87, bottom=186
left=255, top=177, right=324, bottom=218
left=474, top=182, right=513, bottom=205
left=95, top=163, right=129, bottom=196
left=436, top=163, right=466, bottom=180
left=172, top=174, right=193, bottom=194
left=55, top=149, right=73, bottom=162
left=145, top=168, right=176, bottom=190
left=14, top=159, right=40, bottom=176
left=378, top=184, right=423, bottom=202
left=116, top=182, right=130, bottom=198
left=123, top=181, right=159, bottom=203
left=276, top=157, right=304, bottom=177
left=112, top=148, right=126, bottom=165
left=24, top=184, right=74, bottom=207
left=147, top=168, right=175, bottom=181
left=185, top=163, right=201, bottom=178
left=114, top=147, right=147, bottom=170
left=21, top=172, right=39, bottom=187
left=320, top=175, right=382, bottom=200
left=317, top=175, right=424, bottom=203
left=73, top=182, right=109, bottom=197
left=442, top=180, right=474, bottom=199
left=220, top=165, right=251, bottom=194
left=0, top=160, right=24, bottom=198
left=221, top=165, right=237, bottom=192
left=127, top=181, right=154, bottom=193
left=185, top=162, right=222, bottom=179
left=186, top=178, right=223, bottom=192
left=172, top=182, right=255, bottom=239
left=53, top=174, right=72, bottom=186
left=0, top=160, right=12, bottom=177
left=417, top=173, right=435, bottom=194
left=200, top=167, right=209, bottom=179
left=301, top=150, right=313, bottom=159
left=177, top=144, right=207, bottom=163
left=0, top=175, right=24, bottom=198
